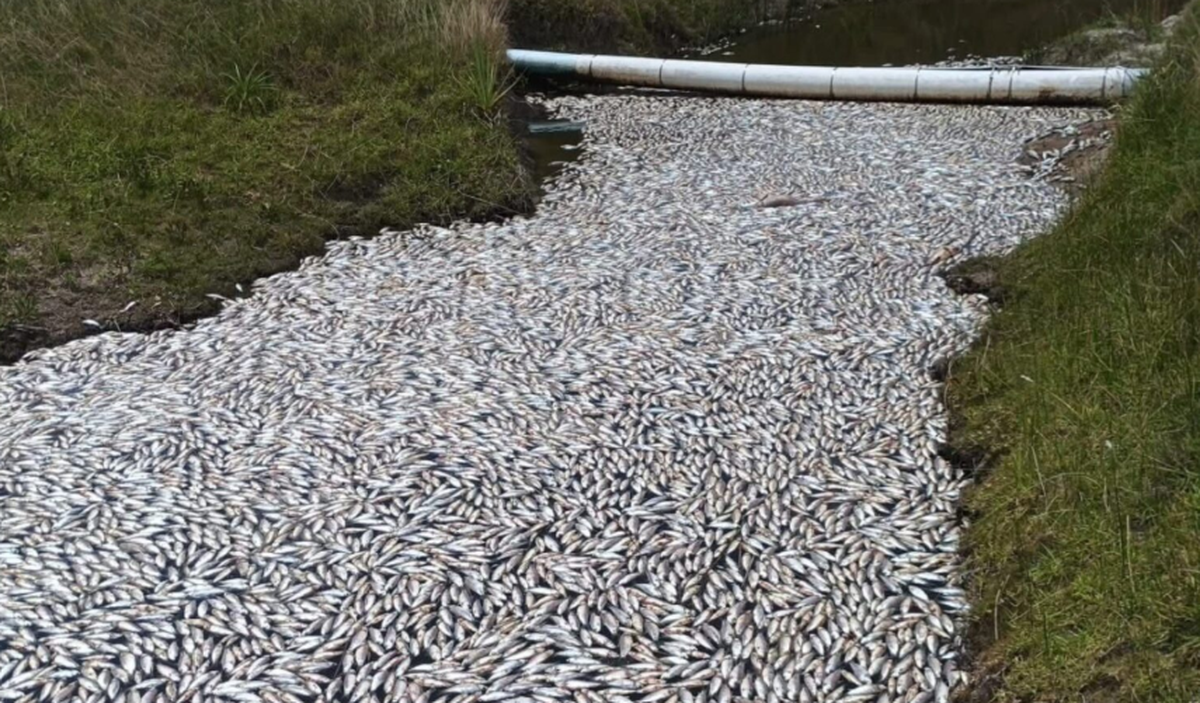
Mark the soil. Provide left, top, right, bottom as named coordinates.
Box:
left=1018, top=118, right=1117, bottom=191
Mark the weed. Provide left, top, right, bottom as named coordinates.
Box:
left=458, top=45, right=517, bottom=117
left=222, top=64, right=276, bottom=115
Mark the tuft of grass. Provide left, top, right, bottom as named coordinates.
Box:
left=458, top=45, right=518, bottom=117
left=951, top=6, right=1200, bottom=701
left=446, top=0, right=518, bottom=117
left=444, top=0, right=510, bottom=58
left=221, top=63, right=277, bottom=116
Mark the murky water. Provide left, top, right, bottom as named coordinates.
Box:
left=708, top=0, right=1182, bottom=66
left=525, top=120, right=585, bottom=188
left=524, top=119, right=585, bottom=193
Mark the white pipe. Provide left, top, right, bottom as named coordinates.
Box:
left=507, top=49, right=1145, bottom=105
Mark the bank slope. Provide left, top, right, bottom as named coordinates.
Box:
left=951, top=8, right=1200, bottom=701
left=0, top=0, right=531, bottom=362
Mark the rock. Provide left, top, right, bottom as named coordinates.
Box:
left=946, top=268, right=1001, bottom=299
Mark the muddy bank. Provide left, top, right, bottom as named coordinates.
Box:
left=1032, top=12, right=1185, bottom=66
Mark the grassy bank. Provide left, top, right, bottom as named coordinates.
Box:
left=0, top=0, right=536, bottom=361
left=950, top=7, right=1200, bottom=700
left=0, top=0, right=800, bottom=362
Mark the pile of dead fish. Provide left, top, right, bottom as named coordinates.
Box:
left=0, top=96, right=1102, bottom=703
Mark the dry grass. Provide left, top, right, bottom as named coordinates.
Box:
left=443, top=0, right=511, bottom=59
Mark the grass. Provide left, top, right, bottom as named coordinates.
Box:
left=0, top=0, right=529, bottom=358
left=459, top=45, right=520, bottom=117
left=949, top=6, right=1200, bottom=700
left=0, top=0, right=802, bottom=361
left=221, top=63, right=278, bottom=115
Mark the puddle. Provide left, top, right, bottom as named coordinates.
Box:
left=700, top=0, right=1184, bottom=66
left=524, top=119, right=586, bottom=190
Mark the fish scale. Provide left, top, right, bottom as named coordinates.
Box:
left=0, top=95, right=1099, bottom=703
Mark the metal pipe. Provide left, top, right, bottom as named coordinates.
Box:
left=507, top=49, right=1145, bottom=105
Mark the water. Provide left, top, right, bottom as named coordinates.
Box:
left=707, top=0, right=1181, bottom=67
left=524, top=119, right=585, bottom=191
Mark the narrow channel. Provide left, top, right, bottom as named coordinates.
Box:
left=523, top=0, right=1184, bottom=186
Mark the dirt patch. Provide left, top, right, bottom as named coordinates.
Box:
left=1018, top=118, right=1116, bottom=191
left=943, top=256, right=1007, bottom=302
left=0, top=295, right=218, bottom=365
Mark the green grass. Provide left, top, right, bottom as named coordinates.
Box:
left=0, top=0, right=796, bottom=360
left=950, top=8, right=1200, bottom=700
left=0, top=0, right=528, bottom=355
left=459, top=44, right=520, bottom=116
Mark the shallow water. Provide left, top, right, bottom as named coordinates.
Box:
left=707, top=0, right=1183, bottom=66
left=524, top=119, right=585, bottom=190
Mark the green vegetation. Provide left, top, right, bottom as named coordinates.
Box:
left=0, top=0, right=797, bottom=361
left=459, top=45, right=520, bottom=116
left=950, top=8, right=1200, bottom=700
left=0, top=0, right=528, bottom=358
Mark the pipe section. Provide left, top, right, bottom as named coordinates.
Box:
left=507, top=49, right=1146, bottom=105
